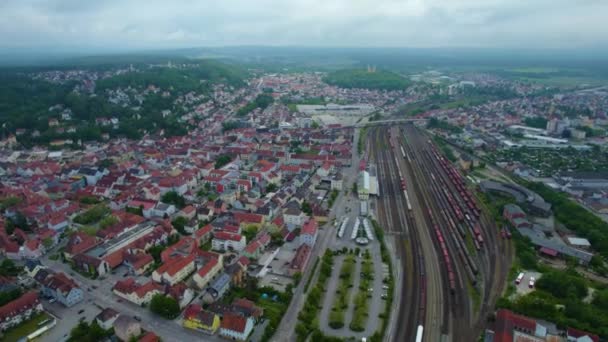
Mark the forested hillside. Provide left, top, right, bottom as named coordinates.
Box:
left=0, top=59, right=246, bottom=146
left=323, top=69, right=411, bottom=90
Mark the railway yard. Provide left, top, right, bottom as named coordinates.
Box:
left=369, top=124, right=513, bottom=341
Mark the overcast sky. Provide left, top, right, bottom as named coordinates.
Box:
left=0, top=0, right=606, bottom=51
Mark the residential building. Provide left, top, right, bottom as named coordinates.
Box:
left=289, top=244, right=311, bottom=276
left=112, top=278, right=164, bottom=306
left=96, top=307, right=120, bottom=330
left=114, top=315, right=142, bottom=342
left=38, top=271, right=83, bottom=307
left=183, top=304, right=221, bottom=334
left=300, top=219, right=318, bottom=246
left=124, top=252, right=154, bottom=275
left=0, top=291, right=43, bottom=331
left=283, top=204, right=304, bottom=228
left=72, top=253, right=110, bottom=276
left=219, top=313, right=255, bottom=341
left=212, top=232, right=246, bottom=252
left=202, top=273, right=231, bottom=303
left=193, top=257, right=222, bottom=290
left=166, top=283, right=194, bottom=309
left=152, top=254, right=196, bottom=285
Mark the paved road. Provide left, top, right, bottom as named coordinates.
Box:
left=274, top=128, right=362, bottom=341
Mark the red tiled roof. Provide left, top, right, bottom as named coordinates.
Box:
left=220, top=312, right=248, bottom=333
left=161, top=237, right=198, bottom=262
left=244, top=241, right=261, bottom=254
left=233, top=212, right=263, bottom=224
left=290, top=244, right=311, bottom=271
left=301, top=219, right=318, bottom=236
left=197, top=257, right=219, bottom=278
left=195, top=224, right=213, bottom=239
left=138, top=332, right=160, bottom=342
left=493, top=309, right=537, bottom=342
left=156, top=254, right=195, bottom=277
left=113, top=278, right=138, bottom=294
left=125, top=252, right=153, bottom=270
left=65, top=232, right=98, bottom=256
left=214, top=231, right=242, bottom=242
left=0, top=291, right=39, bottom=321
left=539, top=247, right=558, bottom=257
left=103, top=248, right=126, bottom=268
left=134, top=281, right=163, bottom=298
left=179, top=205, right=196, bottom=216
left=238, top=256, right=250, bottom=267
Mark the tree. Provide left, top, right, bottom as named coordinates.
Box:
left=265, top=183, right=278, bottom=193
left=171, top=216, right=189, bottom=235
left=68, top=320, right=110, bottom=342
left=150, top=294, right=180, bottom=319
left=242, top=225, right=258, bottom=242
left=161, top=191, right=186, bottom=209
left=73, top=205, right=111, bottom=225
left=99, top=215, right=119, bottom=229
left=0, top=259, right=21, bottom=276
left=98, top=159, right=114, bottom=169
left=214, top=154, right=232, bottom=169
left=0, top=196, right=21, bottom=210
left=523, top=116, right=548, bottom=129
left=323, top=69, right=411, bottom=90
left=293, top=272, right=303, bottom=286
left=42, top=237, right=54, bottom=249
left=301, top=201, right=312, bottom=215
left=126, top=205, right=144, bottom=216
left=6, top=211, right=29, bottom=233
left=0, top=288, right=22, bottom=306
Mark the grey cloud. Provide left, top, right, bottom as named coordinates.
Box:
left=0, top=0, right=606, bottom=49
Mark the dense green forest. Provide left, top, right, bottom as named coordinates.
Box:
left=0, top=59, right=246, bottom=146
left=97, top=60, right=245, bottom=92
left=523, top=116, right=548, bottom=129
left=323, top=69, right=411, bottom=90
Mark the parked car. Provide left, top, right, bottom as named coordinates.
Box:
left=529, top=277, right=536, bottom=288
left=78, top=309, right=84, bottom=314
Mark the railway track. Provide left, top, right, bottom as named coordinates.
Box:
left=401, top=124, right=512, bottom=340
left=370, top=127, right=442, bottom=341
left=371, top=128, right=421, bottom=341
left=368, top=123, right=512, bottom=341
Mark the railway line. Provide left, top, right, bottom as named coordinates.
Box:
left=371, top=127, right=444, bottom=341
left=368, top=124, right=512, bottom=341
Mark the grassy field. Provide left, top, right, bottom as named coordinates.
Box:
left=2, top=312, right=52, bottom=342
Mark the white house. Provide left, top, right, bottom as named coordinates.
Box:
left=283, top=204, right=304, bottom=228
left=212, top=232, right=246, bottom=252
left=219, top=313, right=254, bottom=341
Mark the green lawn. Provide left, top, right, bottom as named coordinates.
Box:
left=2, top=312, right=52, bottom=342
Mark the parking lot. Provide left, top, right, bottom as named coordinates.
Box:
left=513, top=271, right=541, bottom=297
left=258, top=241, right=299, bottom=291
left=41, top=296, right=102, bottom=341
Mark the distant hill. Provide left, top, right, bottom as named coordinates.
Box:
left=323, top=69, right=411, bottom=90
left=96, top=59, right=246, bottom=92
left=0, top=58, right=247, bottom=146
